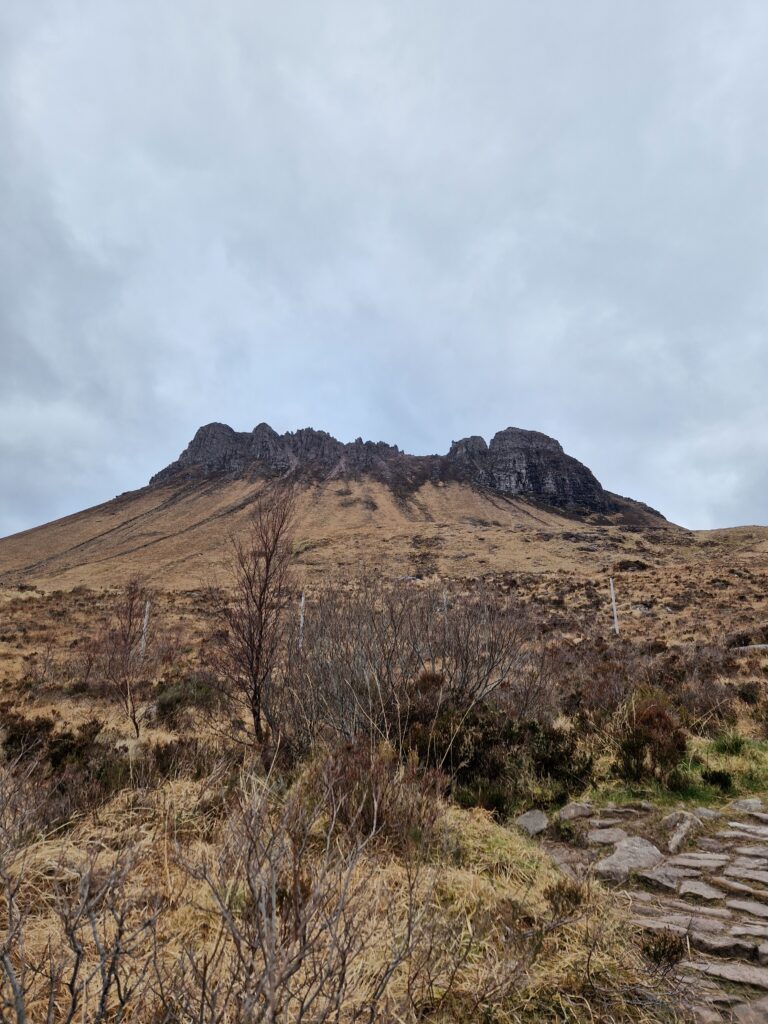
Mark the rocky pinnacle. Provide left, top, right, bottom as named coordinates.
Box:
left=150, top=422, right=624, bottom=514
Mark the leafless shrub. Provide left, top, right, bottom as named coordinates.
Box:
left=21, top=642, right=60, bottom=690
left=416, top=585, right=532, bottom=708
left=0, top=755, right=158, bottom=1021
left=0, top=757, right=50, bottom=864
left=96, top=577, right=169, bottom=737
left=161, top=777, right=428, bottom=1023
left=643, top=645, right=737, bottom=733
left=641, top=929, right=686, bottom=980
left=276, top=579, right=423, bottom=752
left=554, top=638, right=636, bottom=724
left=1, top=847, right=159, bottom=1023
left=63, top=637, right=100, bottom=694
left=276, top=580, right=536, bottom=759
left=207, top=486, right=296, bottom=742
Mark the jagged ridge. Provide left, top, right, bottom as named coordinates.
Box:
left=151, top=422, right=623, bottom=514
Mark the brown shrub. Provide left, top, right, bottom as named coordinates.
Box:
left=615, top=691, right=688, bottom=783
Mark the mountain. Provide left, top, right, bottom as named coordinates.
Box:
left=152, top=422, right=638, bottom=516
left=0, top=422, right=678, bottom=589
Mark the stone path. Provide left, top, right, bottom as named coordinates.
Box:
left=520, top=797, right=768, bottom=1022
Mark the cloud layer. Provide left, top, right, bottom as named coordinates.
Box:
left=2, top=1, right=767, bottom=534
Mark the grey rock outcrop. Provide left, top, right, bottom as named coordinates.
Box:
left=445, top=427, right=612, bottom=511
left=151, top=421, right=645, bottom=516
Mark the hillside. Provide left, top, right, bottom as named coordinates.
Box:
left=0, top=477, right=669, bottom=589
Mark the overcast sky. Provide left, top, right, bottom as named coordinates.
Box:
left=1, top=1, right=767, bottom=535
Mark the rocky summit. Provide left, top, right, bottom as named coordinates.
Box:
left=151, top=422, right=621, bottom=514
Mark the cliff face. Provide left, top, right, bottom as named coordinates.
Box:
left=445, top=428, right=610, bottom=510
left=151, top=422, right=619, bottom=514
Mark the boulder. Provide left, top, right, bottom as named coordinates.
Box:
left=594, top=837, right=664, bottom=884
left=515, top=809, right=548, bottom=837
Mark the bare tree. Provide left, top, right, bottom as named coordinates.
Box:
left=209, top=485, right=296, bottom=742
left=99, top=578, right=157, bottom=738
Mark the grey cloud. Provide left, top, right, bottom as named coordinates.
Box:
left=1, top=0, right=768, bottom=535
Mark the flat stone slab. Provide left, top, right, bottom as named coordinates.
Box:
left=631, top=895, right=732, bottom=919
left=637, top=911, right=729, bottom=935
left=669, top=819, right=696, bottom=854
left=662, top=810, right=698, bottom=827
left=748, top=812, right=768, bottom=824
left=695, top=807, right=722, bottom=821
left=726, top=900, right=768, bottom=920
left=733, top=925, right=768, bottom=939
left=692, top=933, right=757, bottom=958
left=680, top=879, right=726, bottom=901
left=730, top=799, right=765, bottom=813
left=683, top=959, right=768, bottom=990
left=558, top=802, right=592, bottom=821
left=594, top=836, right=664, bottom=883
left=697, top=838, right=727, bottom=852
left=669, top=853, right=730, bottom=869
left=638, top=869, right=683, bottom=892
left=692, top=1009, right=724, bottom=1024
left=725, top=868, right=768, bottom=887
left=641, top=865, right=699, bottom=885
left=677, top=981, right=743, bottom=1017
left=588, top=827, right=628, bottom=845
left=734, top=995, right=768, bottom=1023
left=515, top=809, right=548, bottom=836
left=602, top=804, right=643, bottom=815
left=592, top=817, right=624, bottom=827
left=663, top=811, right=700, bottom=827
left=735, top=846, right=768, bottom=858
left=731, top=858, right=768, bottom=872
left=729, top=823, right=768, bottom=839
left=694, top=1009, right=727, bottom=1024
left=712, top=877, right=763, bottom=897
